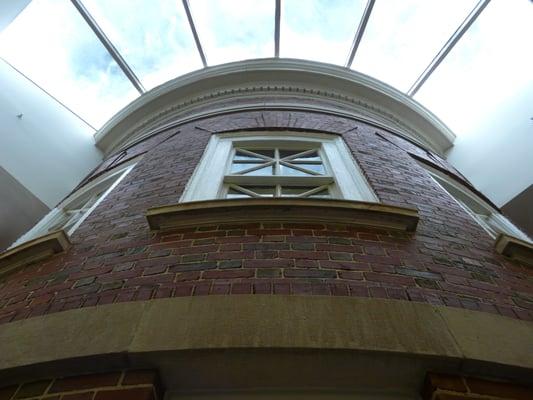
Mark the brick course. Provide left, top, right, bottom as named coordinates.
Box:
left=0, top=371, right=160, bottom=400
left=0, top=108, right=532, bottom=324
left=422, top=372, right=532, bottom=400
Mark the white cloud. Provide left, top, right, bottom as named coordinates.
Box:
left=414, top=0, right=533, bottom=135
left=0, top=0, right=138, bottom=129
left=280, top=0, right=366, bottom=65
left=353, top=0, right=478, bottom=92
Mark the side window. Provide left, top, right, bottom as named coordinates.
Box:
left=9, top=161, right=137, bottom=249
left=422, top=163, right=530, bottom=242
left=181, top=132, right=377, bottom=203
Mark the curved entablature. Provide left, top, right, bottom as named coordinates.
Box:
left=95, top=59, right=456, bottom=156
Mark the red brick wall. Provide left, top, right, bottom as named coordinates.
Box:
left=0, top=370, right=160, bottom=400
left=0, top=109, right=532, bottom=324
left=423, top=372, right=532, bottom=400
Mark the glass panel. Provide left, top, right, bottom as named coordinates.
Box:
left=292, top=152, right=322, bottom=162
left=279, top=149, right=304, bottom=158
left=240, top=166, right=274, bottom=176
left=0, top=0, right=139, bottom=129
left=281, top=0, right=367, bottom=64
left=234, top=149, right=274, bottom=162
left=352, top=0, right=479, bottom=91
left=245, top=186, right=276, bottom=196
left=281, top=186, right=318, bottom=196
left=82, top=0, right=202, bottom=90
left=243, top=149, right=275, bottom=158
left=231, top=163, right=265, bottom=173
left=234, top=152, right=263, bottom=162
left=414, top=0, right=533, bottom=136
left=281, top=163, right=325, bottom=175
left=308, top=189, right=330, bottom=198
left=279, top=164, right=313, bottom=176
left=227, top=188, right=252, bottom=199
left=229, top=186, right=275, bottom=197
left=189, top=0, right=275, bottom=66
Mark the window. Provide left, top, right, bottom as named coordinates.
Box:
left=181, top=132, right=377, bottom=203
left=9, top=160, right=137, bottom=249
left=421, top=162, right=530, bottom=242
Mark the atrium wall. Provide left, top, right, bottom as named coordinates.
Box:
left=0, top=59, right=102, bottom=249
left=1, top=107, right=532, bottom=321
left=0, top=81, right=531, bottom=397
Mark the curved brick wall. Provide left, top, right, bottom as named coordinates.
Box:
left=1, top=108, right=532, bottom=324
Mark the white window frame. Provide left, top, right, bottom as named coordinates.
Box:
left=420, top=162, right=530, bottom=242
left=9, top=158, right=139, bottom=249
left=181, top=131, right=377, bottom=203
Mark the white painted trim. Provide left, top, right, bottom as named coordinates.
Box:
left=9, top=158, right=140, bottom=249
left=94, top=59, right=455, bottom=156
left=420, top=161, right=531, bottom=242
left=180, top=131, right=377, bottom=203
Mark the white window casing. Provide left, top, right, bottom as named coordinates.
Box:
left=420, top=161, right=530, bottom=242
left=9, top=158, right=139, bottom=249
left=180, top=131, right=377, bottom=203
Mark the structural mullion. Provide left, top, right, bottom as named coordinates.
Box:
left=407, top=0, right=491, bottom=96
left=345, top=0, right=376, bottom=68
left=182, top=0, right=208, bottom=67
left=70, top=0, right=145, bottom=94
left=274, top=0, right=281, bottom=57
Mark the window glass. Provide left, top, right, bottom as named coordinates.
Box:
left=82, top=0, right=202, bottom=90
left=352, top=0, right=478, bottom=91
left=0, top=0, right=138, bottom=129
left=189, top=0, right=274, bottom=66
left=424, top=164, right=531, bottom=242
left=281, top=0, right=366, bottom=64
left=180, top=132, right=378, bottom=203
left=9, top=162, right=136, bottom=249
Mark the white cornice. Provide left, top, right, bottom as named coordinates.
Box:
left=95, top=59, right=456, bottom=155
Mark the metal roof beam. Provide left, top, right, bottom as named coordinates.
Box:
left=274, top=0, right=281, bottom=57
left=70, top=0, right=145, bottom=94
left=345, top=0, right=375, bottom=68
left=407, top=0, right=491, bottom=97
left=182, top=0, right=208, bottom=67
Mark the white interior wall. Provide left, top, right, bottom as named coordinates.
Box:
left=446, top=81, right=533, bottom=207
left=0, top=58, right=102, bottom=208
left=0, top=0, right=31, bottom=33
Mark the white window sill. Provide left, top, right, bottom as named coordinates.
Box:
left=0, top=230, right=71, bottom=278
left=146, top=198, right=419, bottom=232
left=495, top=233, right=533, bottom=268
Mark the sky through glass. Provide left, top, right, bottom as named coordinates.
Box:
left=83, top=0, right=202, bottom=90
left=0, top=0, right=531, bottom=140
left=0, top=0, right=138, bottom=129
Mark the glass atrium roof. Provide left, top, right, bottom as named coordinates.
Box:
left=0, top=0, right=531, bottom=136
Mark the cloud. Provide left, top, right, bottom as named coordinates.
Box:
left=0, top=0, right=138, bottom=129
left=352, top=0, right=479, bottom=92
left=414, top=0, right=533, bottom=135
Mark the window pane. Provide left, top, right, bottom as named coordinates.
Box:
left=281, top=0, right=367, bottom=64
left=231, top=164, right=274, bottom=176
left=82, top=0, right=202, bottom=90
left=234, top=152, right=263, bottom=162
left=282, top=186, right=318, bottom=196
left=414, top=0, right=533, bottom=136
left=308, top=189, right=330, bottom=198
left=227, top=188, right=252, bottom=199
left=229, top=186, right=275, bottom=198
left=279, top=149, right=304, bottom=158
left=189, top=0, right=275, bottom=66
left=292, top=152, right=321, bottom=162
left=243, top=149, right=275, bottom=158
left=352, top=0, right=478, bottom=91
left=0, top=0, right=139, bottom=129
left=280, top=163, right=325, bottom=175
left=279, top=164, right=312, bottom=176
